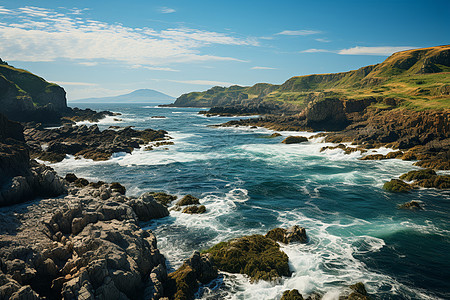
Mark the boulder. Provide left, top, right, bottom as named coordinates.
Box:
left=398, top=201, right=423, bottom=210
left=383, top=179, right=411, bottom=192
left=127, top=193, right=169, bottom=221
left=182, top=205, right=206, bottom=214
left=176, top=195, right=200, bottom=206
left=282, top=136, right=308, bottom=144
left=265, top=226, right=308, bottom=244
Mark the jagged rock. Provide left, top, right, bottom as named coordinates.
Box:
left=282, top=136, right=308, bottom=144
left=265, top=226, right=308, bottom=244
left=127, top=193, right=169, bottom=222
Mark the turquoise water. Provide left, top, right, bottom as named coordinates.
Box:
left=53, top=103, right=450, bottom=299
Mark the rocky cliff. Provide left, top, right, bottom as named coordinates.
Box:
left=0, top=60, right=69, bottom=124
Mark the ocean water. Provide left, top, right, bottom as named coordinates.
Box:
left=52, top=103, right=450, bottom=299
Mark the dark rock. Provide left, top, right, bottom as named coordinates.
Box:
left=270, top=133, right=282, bottom=137
left=400, top=169, right=437, bottom=181
left=340, top=282, right=372, bottom=300
left=281, top=289, right=304, bottom=300
left=176, top=195, right=200, bottom=206
left=74, top=178, right=89, bottom=188
left=398, top=201, right=423, bottom=210
left=65, top=173, right=78, bottom=183
left=383, top=179, right=411, bottom=192
left=149, top=192, right=177, bottom=206
left=182, top=205, right=206, bottom=214
left=282, top=136, right=308, bottom=144
left=110, top=182, right=126, bottom=195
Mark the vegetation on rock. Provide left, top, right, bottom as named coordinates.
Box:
left=176, top=194, right=200, bottom=206
left=383, top=179, right=411, bottom=192
left=204, top=234, right=290, bottom=282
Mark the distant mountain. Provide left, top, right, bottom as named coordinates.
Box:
left=71, top=89, right=175, bottom=103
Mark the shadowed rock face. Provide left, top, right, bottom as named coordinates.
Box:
left=0, top=113, right=67, bottom=207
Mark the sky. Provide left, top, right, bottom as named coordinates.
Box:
left=0, top=0, right=448, bottom=100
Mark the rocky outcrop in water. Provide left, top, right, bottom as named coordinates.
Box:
left=0, top=180, right=170, bottom=299
left=24, top=123, right=169, bottom=162
left=282, top=136, right=308, bottom=144
left=165, top=251, right=217, bottom=300
left=204, top=233, right=291, bottom=282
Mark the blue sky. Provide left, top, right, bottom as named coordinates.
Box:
left=0, top=0, right=448, bottom=100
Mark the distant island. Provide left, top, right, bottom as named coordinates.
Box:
left=71, top=89, right=175, bottom=103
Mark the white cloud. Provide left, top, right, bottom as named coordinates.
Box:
left=169, top=79, right=235, bottom=86
left=0, top=6, right=257, bottom=67
left=300, top=48, right=333, bottom=53
left=315, top=38, right=330, bottom=43
left=251, top=66, right=277, bottom=70
left=131, top=64, right=179, bottom=72
left=78, top=62, right=98, bottom=66
left=338, top=46, right=417, bottom=56
left=159, top=7, right=176, bottom=14
left=277, top=30, right=321, bottom=36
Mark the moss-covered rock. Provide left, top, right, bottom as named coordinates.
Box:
left=400, top=168, right=437, bottom=181
left=398, top=201, right=423, bottom=210
left=281, top=289, right=304, bottom=300
left=415, top=175, right=450, bottom=189
left=149, top=192, right=177, bottom=206
left=383, top=179, right=411, bottom=192
left=165, top=251, right=217, bottom=300
left=282, top=136, right=308, bottom=144
left=176, top=194, right=200, bottom=206
left=182, top=205, right=206, bottom=214
left=204, top=234, right=290, bottom=282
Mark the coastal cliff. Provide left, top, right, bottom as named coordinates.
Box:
left=170, top=45, right=449, bottom=114
left=0, top=60, right=69, bottom=124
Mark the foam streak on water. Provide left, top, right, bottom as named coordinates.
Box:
left=55, top=103, right=450, bottom=299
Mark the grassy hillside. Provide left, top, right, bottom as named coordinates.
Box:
left=172, top=45, right=450, bottom=111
